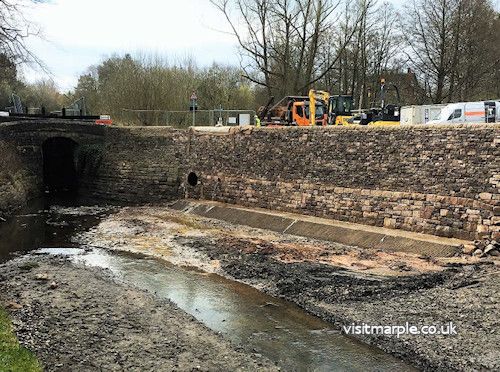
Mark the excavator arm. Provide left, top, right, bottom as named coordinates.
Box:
left=308, top=90, right=330, bottom=126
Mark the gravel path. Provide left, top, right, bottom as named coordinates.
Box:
left=0, top=256, right=277, bottom=371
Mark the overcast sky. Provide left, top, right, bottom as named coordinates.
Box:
left=23, top=0, right=500, bottom=92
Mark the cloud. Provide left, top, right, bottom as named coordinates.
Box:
left=24, top=0, right=239, bottom=90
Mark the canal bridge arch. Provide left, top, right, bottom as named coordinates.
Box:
left=1, top=120, right=107, bottom=194
left=42, top=137, right=79, bottom=193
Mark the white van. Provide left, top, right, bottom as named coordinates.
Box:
left=427, top=101, right=500, bottom=124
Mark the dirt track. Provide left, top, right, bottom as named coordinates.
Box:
left=78, top=206, right=500, bottom=371
left=0, top=256, right=277, bottom=371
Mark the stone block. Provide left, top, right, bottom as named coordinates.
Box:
left=479, top=192, right=493, bottom=200
left=477, top=224, right=489, bottom=233
left=440, top=209, right=449, bottom=217
left=384, top=217, right=397, bottom=228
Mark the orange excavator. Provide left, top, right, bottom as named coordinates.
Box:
left=257, top=94, right=328, bottom=126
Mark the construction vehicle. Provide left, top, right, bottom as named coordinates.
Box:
left=257, top=89, right=354, bottom=127
left=308, top=90, right=330, bottom=126
left=308, top=89, right=355, bottom=126
left=370, top=78, right=401, bottom=125
left=258, top=95, right=328, bottom=126
left=328, top=95, right=354, bottom=125
left=352, top=78, right=401, bottom=126
left=256, top=96, right=275, bottom=123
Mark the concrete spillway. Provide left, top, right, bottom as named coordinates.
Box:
left=172, top=199, right=466, bottom=257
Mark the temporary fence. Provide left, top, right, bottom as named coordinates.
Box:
left=121, top=109, right=257, bottom=128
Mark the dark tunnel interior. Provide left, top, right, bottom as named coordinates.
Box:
left=42, top=137, right=79, bottom=194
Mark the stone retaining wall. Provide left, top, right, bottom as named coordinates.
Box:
left=82, top=127, right=186, bottom=202
left=1, top=121, right=498, bottom=242
left=0, top=135, right=39, bottom=219
left=184, top=125, right=499, bottom=241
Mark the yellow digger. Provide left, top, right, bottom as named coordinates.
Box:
left=308, top=90, right=330, bottom=126
left=309, top=90, right=354, bottom=126
left=328, top=95, right=354, bottom=125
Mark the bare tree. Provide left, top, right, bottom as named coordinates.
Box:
left=400, top=0, right=457, bottom=103
left=349, top=0, right=377, bottom=108
left=369, top=2, right=399, bottom=84
left=319, top=0, right=401, bottom=107
left=451, top=0, right=500, bottom=101
left=400, top=0, right=499, bottom=103
left=210, top=0, right=363, bottom=97
left=0, top=0, right=44, bottom=67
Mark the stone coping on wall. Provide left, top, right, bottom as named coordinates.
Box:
left=187, top=122, right=500, bottom=135
left=2, top=119, right=499, bottom=134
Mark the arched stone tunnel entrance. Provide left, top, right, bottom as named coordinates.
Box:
left=42, top=137, right=79, bottom=193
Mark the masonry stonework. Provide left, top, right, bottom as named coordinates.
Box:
left=82, top=127, right=186, bottom=202
left=0, top=121, right=498, bottom=242
left=184, top=125, right=499, bottom=241
left=0, top=128, right=39, bottom=219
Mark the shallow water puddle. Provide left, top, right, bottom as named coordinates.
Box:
left=0, top=197, right=116, bottom=263
left=39, top=247, right=415, bottom=371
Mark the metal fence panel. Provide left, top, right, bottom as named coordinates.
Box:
left=120, top=109, right=256, bottom=128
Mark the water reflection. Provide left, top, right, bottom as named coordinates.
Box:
left=67, top=248, right=416, bottom=372
left=0, top=196, right=114, bottom=262
left=0, top=199, right=48, bottom=261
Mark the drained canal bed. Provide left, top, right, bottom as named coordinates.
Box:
left=0, top=200, right=416, bottom=371
left=45, top=247, right=414, bottom=371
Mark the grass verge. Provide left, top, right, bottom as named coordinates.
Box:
left=0, top=307, right=42, bottom=372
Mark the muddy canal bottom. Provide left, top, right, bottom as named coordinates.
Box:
left=2, top=202, right=414, bottom=371
left=40, top=248, right=414, bottom=371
